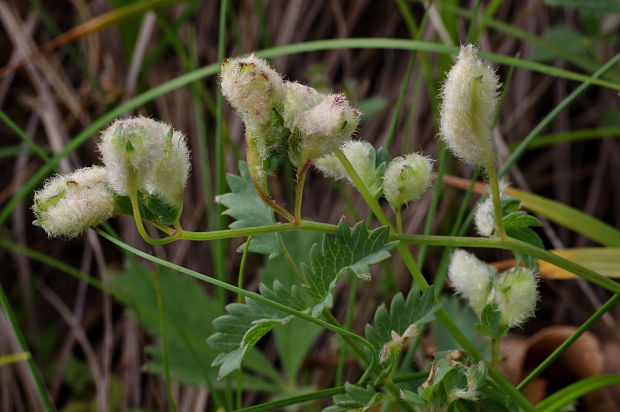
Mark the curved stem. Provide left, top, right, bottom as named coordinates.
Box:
left=95, top=228, right=376, bottom=381
left=294, top=158, right=312, bottom=224
left=485, top=159, right=506, bottom=239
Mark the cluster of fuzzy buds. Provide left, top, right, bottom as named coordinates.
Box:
left=99, top=116, right=190, bottom=209
left=220, top=55, right=360, bottom=172
left=33, top=117, right=190, bottom=238
left=439, top=45, right=500, bottom=169
left=32, top=167, right=115, bottom=238
left=314, top=140, right=384, bottom=197
left=383, top=153, right=433, bottom=210
left=448, top=249, right=538, bottom=328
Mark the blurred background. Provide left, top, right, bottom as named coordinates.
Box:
left=1, top=0, right=619, bottom=410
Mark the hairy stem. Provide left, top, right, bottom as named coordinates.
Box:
left=294, top=158, right=312, bottom=224
left=485, top=159, right=506, bottom=239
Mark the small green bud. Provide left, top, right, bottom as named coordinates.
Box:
left=32, top=167, right=115, bottom=238
left=314, top=140, right=383, bottom=196
left=448, top=249, right=496, bottom=316
left=289, top=93, right=360, bottom=167
left=383, top=153, right=433, bottom=210
left=494, top=267, right=538, bottom=327
left=439, top=45, right=500, bottom=168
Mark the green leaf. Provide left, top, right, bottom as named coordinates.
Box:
left=323, top=383, right=383, bottom=412
left=475, top=303, right=502, bottom=338
left=303, top=220, right=397, bottom=316
left=218, top=161, right=281, bottom=258
left=506, top=226, right=544, bottom=250
left=503, top=212, right=542, bottom=230
left=537, top=375, right=620, bottom=412
left=545, top=0, right=620, bottom=13
left=365, top=286, right=438, bottom=352
left=207, top=281, right=308, bottom=378
left=506, top=186, right=620, bottom=247
left=113, top=190, right=179, bottom=226
left=432, top=296, right=484, bottom=354
left=531, top=27, right=591, bottom=63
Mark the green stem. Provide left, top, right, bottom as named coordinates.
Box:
left=127, top=180, right=179, bottom=245
left=237, top=236, right=252, bottom=304
left=394, top=207, right=403, bottom=233
left=0, top=283, right=55, bottom=412
left=294, top=158, right=312, bottom=224
left=233, top=371, right=428, bottom=412
left=485, top=159, right=506, bottom=239
left=153, top=266, right=176, bottom=412
left=517, top=293, right=620, bottom=391
left=323, top=310, right=369, bottom=367
left=95, top=228, right=377, bottom=379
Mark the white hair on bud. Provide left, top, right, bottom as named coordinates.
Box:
left=144, top=127, right=191, bottom=208
left=440, top=45, right=500, bottom=168
left=32, top=166, right=115, bottom=238
left=474, top=197, right=495, bottom=237
left=99, top=116, right=167, bottom=195
left=494, top=267, right=539, bottom=327
left=383, top=153, right=433, bottom=210
left=314, top=140, right=383, bottom=195
left=220, top=54, right=285, bottom=127
left=448, top=249, right=496, bottom=316
left=292, top=93, right=360, bottom=166
left=281, top=81, right=324, bottom=130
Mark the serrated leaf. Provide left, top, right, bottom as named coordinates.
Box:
left=303, top=220, right=397, bottom=316
left=365, top=286, right=438, bottom=353
left=323, top=383, right=383, bottom=412
left=503, top=212, right=542, bottom=230
left=476, top=303, right=502, bottom=338
left=207, top=281, right=307, bottom=378
left=113, top=190, right=179, bottom=226
left=218, top=161, right=281, bottom=258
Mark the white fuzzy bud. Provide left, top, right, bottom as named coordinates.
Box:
left=474, top=197, right=495, bottom=237
left=448, top=249, right=496, bottom=316
left=220, top=55, right=285, bottom=127
left=290, top=93, right=360, bottom=167
left=32, top=167, right=115, bottom=238
left=99, top=116, right=166, bottom=195
left=99, top=117, right=190, bottom=207
left=314, top=140, right=383, bottom=196
left=494, top=267, right=538, bottom=327
left=383, top=153, right=433, bottom=210
left=281, top=82, right=324, bottom=130
left=439, top=45, right=500, bottom=168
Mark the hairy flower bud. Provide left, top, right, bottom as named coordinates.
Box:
left=383, top=153, right=433, bottom=210
left=221, top=55, right=285, bottom=127
left=99, top=117, right=190, bottom=207
left=440, top=45, right=500, bottom=168
left=448, top=249, right=496, bottom=316
left=281, top=81, right=323, bottom=130
left=494, top=267, right=538, bottom=327
left=314, top=140, right=383, bottom=196
left=289, top=93, right=360, bottom=167
left=144, top=127, right=191, bottom=208
left=99, top=117, right=166, bottom=195
left=474, top=197, right=495, bottom=237
left=32, top=167, right=115, bottom=238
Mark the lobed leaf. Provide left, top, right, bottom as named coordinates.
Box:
left=303, top=220, right=397, bottom=316
left=207, top=281, right=307, bottom=378
left=217, top=161, right=281, bottom=258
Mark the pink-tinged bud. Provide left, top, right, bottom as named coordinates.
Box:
left=439, top=45, right=500, bottom=168
left=32, top=167, right=115, bottom=238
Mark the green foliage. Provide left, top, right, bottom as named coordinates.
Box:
left=475, top=303, right=503, bottom=338
left=365, top=286, right=438, bottom=366
left=207, top=281, right=308, bottom=378
left=218, top=161, right=281, bottom=258
left=531, top=27, right=591, bottom=63
left=304, top=220, right=397, bottom=316
left=113, top=190, right=179, bottom=226
left=323, top=383, right=383, bottom=412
